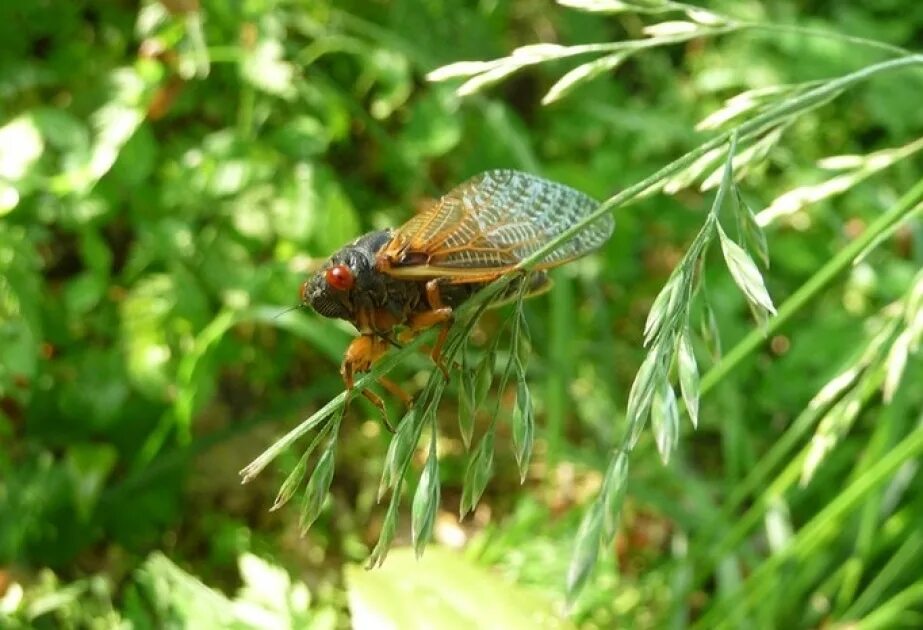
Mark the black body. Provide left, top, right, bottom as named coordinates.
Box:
left=302, top=229, right=482, bottom=333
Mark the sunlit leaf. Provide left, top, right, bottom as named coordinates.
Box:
left=347, top=548, right=565, bottom=627
left=456, top=64, right=523, bottom=97
left=241, top=39, right=296, bottom=99
left=0, top=115, right=44, bottom=183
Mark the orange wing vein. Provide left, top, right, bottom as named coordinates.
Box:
left=378, top=170, right=614, bottom=280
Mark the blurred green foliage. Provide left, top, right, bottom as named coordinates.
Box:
left=2, top=0, right=923, bottom=627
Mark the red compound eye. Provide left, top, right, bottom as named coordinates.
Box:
left=325, top=264, right=354, bottom=291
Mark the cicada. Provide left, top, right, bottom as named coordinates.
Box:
left=301, top=169, right=613, bottom=413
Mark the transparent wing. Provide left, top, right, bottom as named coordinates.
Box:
left=380, top=170, right=613, bottom=279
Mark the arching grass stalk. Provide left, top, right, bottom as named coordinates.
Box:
left=511, top=55, right=923, bottom=275
left=659, top=0, right=916, bottom=58
left=239, top=54, right=923, bottom=580
left=700, top=178, right=923, bottom=398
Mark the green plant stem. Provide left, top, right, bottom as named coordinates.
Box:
left=738, top=22, right=917, bottom=57
left=514, top=55, right=923, bottom=275
left=699, top=176, right=923, bottom=398
left=856, top=582, right=923, bottom=630
left=693, top=414, right=923, bottom=628
left=844, top=531, right=923, bottom=620
left=239, top=334, right=428, bottom=482
left=546, top=270, right=574, bottom=467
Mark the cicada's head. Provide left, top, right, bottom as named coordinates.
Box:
left=301, top=229, right=394, bottom=324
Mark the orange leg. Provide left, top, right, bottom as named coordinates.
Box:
left=378, top=376, right=413, bottom=407
left=402, top=306, right=453, bottom=378
left=341, top=334, right=398, bottom=427
left=341, top=334, right=390, bottom=388
left=425, top=278, right=446, bottom=309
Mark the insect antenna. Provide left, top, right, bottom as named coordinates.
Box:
left=272, top=304, right=303, bottom=321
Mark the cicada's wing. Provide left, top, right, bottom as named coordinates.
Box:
left=378, top=170, right=613, bottom=281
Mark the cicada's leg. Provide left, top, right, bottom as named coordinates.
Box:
left=398, top=309, right=454, bottom=379
left=397, top=279, right=454, bottom=378
left=378, top=376, right=413, bottom=407
left=341, top=334, right=397, bottom=429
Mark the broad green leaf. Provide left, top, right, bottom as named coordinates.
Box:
left=347, top=548, right=567, bottom=629
left=399, top=89, right=462, bottom=158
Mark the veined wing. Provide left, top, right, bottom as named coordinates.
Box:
left=378, top=170, right=614, bottom=280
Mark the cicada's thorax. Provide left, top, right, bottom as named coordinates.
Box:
left=305, top=229, right=483, bottom=337
left=368, top=255, right=483, bottom=332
